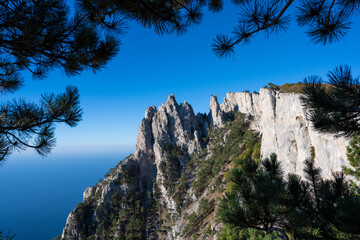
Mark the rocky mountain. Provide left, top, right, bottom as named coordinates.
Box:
left=60, top=88, right=349, bottom=240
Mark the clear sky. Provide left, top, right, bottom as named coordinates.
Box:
left=4, top=0, right=360, bottom=156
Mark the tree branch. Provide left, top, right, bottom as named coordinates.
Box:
left=230, top=0, right=295, bottom=48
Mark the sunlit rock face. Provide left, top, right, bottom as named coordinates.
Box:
left=212, top=88, right=349, bottom=178
left=134, top=94, right=206, bottom=212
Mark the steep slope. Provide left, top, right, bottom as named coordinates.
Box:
left=213, top=88, right=349, bottom=178
left=60, top=89, right=349, bottom=240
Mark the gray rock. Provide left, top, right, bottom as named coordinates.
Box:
left=213, top=88, right=350, bottom=178
left=83, top=186, right=95, bottom=201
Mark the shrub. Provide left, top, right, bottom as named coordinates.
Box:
left=343, top=132, right=360, bottom=182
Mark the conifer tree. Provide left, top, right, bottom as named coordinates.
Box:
left=301, top=65, right=360, bottom=138
left=0, top=231, right=15, bottom=240
left=0, top=0, right=121, bottom=161
left=210, top=0, right=360, bottom=57
left=218, top=155, right=360, bottom=240
left=343, top=132, right=360, bottom=182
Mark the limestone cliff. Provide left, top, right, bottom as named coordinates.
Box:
left=212, top=88, right=349, bottom=178
left=60, top=88, right=350, bottom=240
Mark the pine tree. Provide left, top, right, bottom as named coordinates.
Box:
left=74, top=0, right=360, bottom=57
left=343, top=132, right=360, bottom=182
left=0, top=0, right=121, bottom=161
left=301, top=65, right=360, bottom=138
left=76, top=0, right=224, bottom=36
left=218, top=154, right=360, bottom=240
left=210, top=0, right=360, bottom=57
left=0, top=231, right=15, bottom=240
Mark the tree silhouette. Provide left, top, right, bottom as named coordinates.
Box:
left=218, top=154, right=360, bottom=239
left=301, top=65, right=360, bottom=138
left=343, top=132, right=360, bottom=183
left=0, top=231, right=15, bottom=240
left=76, top=0, right=224, bottom=36
left=210, top=0, right=360, bottom=57
left=71, top=0, right=360, bottom=57
left=0, top=0, right=121, bottom=161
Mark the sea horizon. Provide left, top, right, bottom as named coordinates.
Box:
left=0, top=146, right=134, bottom=240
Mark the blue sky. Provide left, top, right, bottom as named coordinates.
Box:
left=5, top=1, right=360, bottom=156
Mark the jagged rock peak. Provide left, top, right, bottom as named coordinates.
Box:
left=210, top=95, right=227, bottom=127
left=135, top=94, right=206, bottom=182
left=145, top=106, right=157, bottom=120
left=165, top=94, right=177, bottom=106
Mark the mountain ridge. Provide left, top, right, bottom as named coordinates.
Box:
left=60, top=88, right=349, bottom=240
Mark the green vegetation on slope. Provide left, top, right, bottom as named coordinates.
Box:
left=71, top=162, right=149, bottom=240
left=343, top=132, right=360, bottom=183
left=177, top=112, right=262, bottom=239
left=264, top=82, right=305, bottom=94
left=218, top=154, right=360, bottom=240
left=190, top=112, right=261, bottom=198
left=182, top=198, right=216, bottom=237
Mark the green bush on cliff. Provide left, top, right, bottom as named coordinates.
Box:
left=159, top=144, right=187, bottom=195
left=125, top=215, right=146, bottom=240
left=173, top=169, right=188, bottom=212
left=218, top=226, right=275, bottom=240
left=73, top=202, right=96, bottom=237
left=343, top=132, right=360, bottom=184
left=264, top=82, right=305, bottom=94
left=182, top=197, right=215, bottom=237
left=182, top=212, right=199, bottom=236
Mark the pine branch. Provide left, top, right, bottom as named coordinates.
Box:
left=212, top=0, right=294, bottom=57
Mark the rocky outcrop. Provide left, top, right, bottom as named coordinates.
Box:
left=61, top=88, right=350, bottom=240
left=211, top=88, right=349, bottom=178
left=61, top=94, right=208, bottom=240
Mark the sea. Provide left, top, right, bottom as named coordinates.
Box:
left=0, top=149, right=132, bottom=240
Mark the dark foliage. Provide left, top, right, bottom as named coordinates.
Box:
left=0, top=231, right=15, bottom=240
left=159, top=144, right=187, bottom=195
left=0, top=85, right=82, bottom=161
left=218, top=154, right=360, bottom=239
left=301, top=65, right=360, bottom=138
left=0, top=0, right=120, bottom=161
left=0, top=0, right=119, bottom=81
left=211, top=0, right=360, bottom=57
left=73, top=202, right=96, bottom=237
left=343, top=132, right=360, bottom=182
left=76, top=0, right=223, bottom=36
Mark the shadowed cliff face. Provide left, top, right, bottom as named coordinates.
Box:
left=61, top=89, right=350, bottom=240
left=134, top=94, right=208, bottom=211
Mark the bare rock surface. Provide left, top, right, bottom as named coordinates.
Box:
left=213, top=88, right=349, bottom=178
